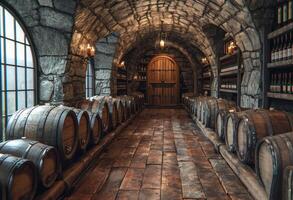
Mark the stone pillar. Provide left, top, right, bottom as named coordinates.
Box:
left=94, top=33, right=119, bottom=96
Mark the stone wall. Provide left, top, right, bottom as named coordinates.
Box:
left=3, top=0, right=77, bottom=104
left=94, top=33, right=119, bottom=96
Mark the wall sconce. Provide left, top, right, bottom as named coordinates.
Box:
left=227, top=41, right=237, bottom=55
left=201, top=57, right=208, bottom=65
left=86, top=44, right=95, bottom=58
left=80, top=43, right=95, bottom=58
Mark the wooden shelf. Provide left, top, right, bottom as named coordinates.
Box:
left=267, top=59, right=293, bottom=69
left=267, top=92, right=293, bottom=101
left=219, top=51, right=239, bottom=61
left=220, top=89, right=237, bottom=94
left=220, top=70, right=238, bottom=77
left=268, top=22, right=293, bottom=40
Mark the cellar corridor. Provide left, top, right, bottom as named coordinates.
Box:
left=65, top=109, right=251, bottom=200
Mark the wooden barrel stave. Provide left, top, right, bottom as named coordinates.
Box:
left=0, top=139, right=60, bottom=188
left=283, top=166, right=293, bottom=200
left=6, top=106, right=78, bottom=162
left=216, top=110, right=229, bottom=140
left=88, top=112, right=102, bottom=145
left=116, top=99, right=125, bottom=124
left=102, top=96, right=119, bottom=130
left=71, top=108, right=91, bottom=152
left=0, top=153, right=37, bottom=200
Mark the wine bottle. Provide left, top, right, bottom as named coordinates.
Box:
left=270, top=73, right=274, bottom=92
left=283, top=1, right=289, bottom=25
left=289, top=0, right=293, bottom=22
left=287, top=72, right=292, bottom=94
left=287, top=32, right=292, bottom=60
left=278, top=1, right=283, bottom=27
left=276, top=73, right=282, bottom=93
left=271, top=38, right=276, bottom=63
left=283, top=33, right=288, bottom=60
left=283, top=72, right=287, bottom=93
left=278, top=35, right=284, bottom=61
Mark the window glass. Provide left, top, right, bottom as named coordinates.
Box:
left=5, top=39, right=15, bottom=65
left=0, top=4, right=36, bottom=141
left=86, top=62, right=94, bottom=98
left=15, top=22, right=24, bottom=43
left=4, top=10, right=14, bottom=39
left=17, top=67, right=25, bottom=89
left=16, top=43, right=25, bottom=66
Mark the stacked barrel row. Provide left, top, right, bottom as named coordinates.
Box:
left=0, top=94, right=143, bottom=200
left=183, top=95, right=293, bottom=200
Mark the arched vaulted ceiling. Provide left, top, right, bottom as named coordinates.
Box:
left=69, top=0, right=267, bottom=106
left=71, top=0, right=262, bottom=71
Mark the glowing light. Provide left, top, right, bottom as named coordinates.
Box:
left=160, top=40, right=165, bottom=48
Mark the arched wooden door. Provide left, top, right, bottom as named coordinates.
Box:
left=147, top=56, right=179, bottom=106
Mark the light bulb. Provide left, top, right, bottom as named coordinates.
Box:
left=160, top=40, right=165, bottom=48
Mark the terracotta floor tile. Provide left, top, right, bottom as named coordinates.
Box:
left=65, top=109, right=252, bottom=200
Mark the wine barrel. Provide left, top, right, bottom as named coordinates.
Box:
left=123, top=95, right=136, bottom=114
left=216, top=107, right=245, bottom=140
left=203, top=98, right=236, bottom=129
left=216, top=109, right=231, bottom=140
left=255, top=132, right=293, bottom=200
left=6, top=105, right=78, bottom=162
left=118, top=97, right=133, bottom=119
left=130, top=94, right=141, bottom=112
left=0, top=153, right=37, bottom=200
left=189, top=98, right=196, bottom=115
left=88, top=112, right=102, bottom=145
left=71, top=108, right=90, bottom=152
left=196, top=96, right=209, bottom=121
left=77, top=99, right=110, bottom=134
left=0, top=139, right=60, bottom=188
left=101, top=96, right=119, bottom=130
left=237, top=110, right=293, bottom=165
left=283, top=166, right=293, bottom=200
left=116, top=99, right=125, bottom=124
left=224, top=110, right=254, bottom=153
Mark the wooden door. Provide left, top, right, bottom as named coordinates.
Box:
left=147, top=55, right=179, bottom=106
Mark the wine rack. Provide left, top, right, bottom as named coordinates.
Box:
left=117, top=66, right=128, bottom=96
left=218, top=35, right=242, bottom=106
left=200, top=63, right=212, bottom=95
left=264, top=0, right=293, bottom=110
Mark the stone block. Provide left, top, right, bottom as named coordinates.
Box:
left=38, top=0, right=53, bottom=7
left=39, top=79, right=54, bottom=101
left=53, top=0, right=76, bottom=14
left=39, top=7, right=73, bottom=32
left=31, top=26, right=69, bottom=56
left=39, top=56, right=67, bottom=75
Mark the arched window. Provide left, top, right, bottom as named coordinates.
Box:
left=0, top=4, right=36, bottom=141
left=86, top=60, right=95, bottom=98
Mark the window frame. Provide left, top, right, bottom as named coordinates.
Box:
left=0, top=2, right=38, bottom=141
left=86, top=58, right=95, bottom=98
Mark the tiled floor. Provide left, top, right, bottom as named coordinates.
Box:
left=65, top=109, right=252, bottom=200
